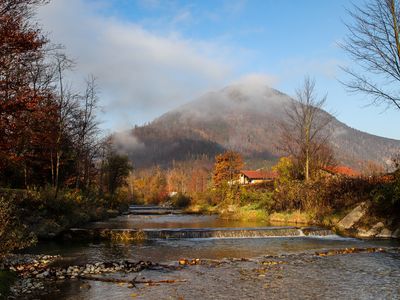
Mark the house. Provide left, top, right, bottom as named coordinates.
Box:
left=239, top=170, right=278, bottom=185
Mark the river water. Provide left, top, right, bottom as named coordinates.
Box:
left=25, top=206, right=400, bottom=299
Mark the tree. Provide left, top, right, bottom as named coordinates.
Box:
left=51, top=53, right=79, bottom=194
left=213, top=151, right=243, bottom=186
left=104, top=152, right=132, bottom=195
left=341, top=0, right=400, bottom=110
left=278, top=77, right=334, bottom=181
left=73, top=75, right=101, bottom=189
left=0, top=0, right=50, bottom=174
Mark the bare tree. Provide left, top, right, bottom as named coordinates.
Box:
left=51, top=53, right=78, bottom=194
left=341, top=0, right=400, bottom=110
left=74, top=75, right=101, bottom=189
left=278, top=76, right=334, bottom=181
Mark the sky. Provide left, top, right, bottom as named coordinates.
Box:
left=37, top=0, right=400, bottom=139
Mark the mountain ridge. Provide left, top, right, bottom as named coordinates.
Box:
left=118, top=83, right=400, bottom=171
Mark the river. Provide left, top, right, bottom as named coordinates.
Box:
left=23, top=206, right=400, bottom=299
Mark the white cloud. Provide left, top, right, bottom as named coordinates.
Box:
left=37, top=0, right=233, bottom=128
left=112, top=131, right=145, bottom=154
left=233, top=73, right=279, bottom=87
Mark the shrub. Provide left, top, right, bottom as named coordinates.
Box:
left=370, top=173, right=400, bottom=218
left=238, top=187, right=274, bottom=211
left=170, top=193, right=191, bottom=208
left=0, top=195, right=37, bottom=256
left=104, top=187, right=132, bottom=210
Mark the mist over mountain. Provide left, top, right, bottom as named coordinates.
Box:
left=118, top=83, right=400, bottom=170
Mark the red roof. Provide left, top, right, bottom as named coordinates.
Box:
left=323, top=165, right=360, bottom=177
left=240, top=170, right=278, bottom=180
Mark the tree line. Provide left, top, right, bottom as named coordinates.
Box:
left=0, top=0, right=131, bottom=195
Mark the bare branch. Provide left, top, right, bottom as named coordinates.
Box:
left=341, top=0, right=400, bottom=110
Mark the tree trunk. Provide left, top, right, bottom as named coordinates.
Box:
left=50, top=150, right=54, bottom=187
left=305, top=149, right=309, bottom=182
left=55, top=150, right=61, bottom=198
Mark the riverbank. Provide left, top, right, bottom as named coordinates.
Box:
left=0, top=188, right=131, bottom=257
left=185, top=202, right=400, bottom=240
left=180, top=172, right=400, bottom=240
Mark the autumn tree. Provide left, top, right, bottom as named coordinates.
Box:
left=0, top=0, right=51, bottom=183
left=341, top=0, right=400, bottom=110
left=278, top=77, right=334, bottom=181
left=213, top=151, right=243, bottom=186
left=166, top=158, right=211, bottom=195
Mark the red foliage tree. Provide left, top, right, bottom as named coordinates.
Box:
left=213, top=151, right=243, bottom=186
left=0, top=0, right=56, bottom=184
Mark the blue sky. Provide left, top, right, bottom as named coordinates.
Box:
left=38, top=0, right=400, bottom=139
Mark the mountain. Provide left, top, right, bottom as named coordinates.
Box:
left=119, top=83, right=400, bottom=171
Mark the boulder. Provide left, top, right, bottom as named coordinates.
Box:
left=376, top=228, right=392, bottom=238
left=358, top=222, right=385, bottom=238
left=337, top=202, right=368, bottom=230
left=392, top=227, right=400, bottom=238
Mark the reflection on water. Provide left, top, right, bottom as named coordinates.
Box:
left=84, top=214, right=271, bottom=229
left=28, top=235, right=399, bottom=264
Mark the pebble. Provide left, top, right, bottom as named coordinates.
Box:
left=2, top=254, right=165, bottom=297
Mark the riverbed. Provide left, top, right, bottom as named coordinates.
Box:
left=21, top=206, right=400, bottom=299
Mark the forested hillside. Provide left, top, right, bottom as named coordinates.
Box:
left=122, top=83, right=400, bottom=171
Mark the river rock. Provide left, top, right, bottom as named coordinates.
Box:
left=337, top=202, right=368, bottom=230
left=376, top=228, right=392, bottom=238
left=391, top=227, right=400, bottom=238
left=358, top=222, right=385, bottom=237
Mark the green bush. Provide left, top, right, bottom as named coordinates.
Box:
left=103, top=187, right=132, bottom=210
left=170, top=193, right=191, bottom=208
left=238, top=187, right=274, bottom=211
left=371, top=174, right=400, bottom=217
left=0, top=195, right=37, bottom=256
left=0, top=270, right=17, bottom=299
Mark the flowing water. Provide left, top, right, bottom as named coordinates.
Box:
left=24, top=206, right=400, bottom=299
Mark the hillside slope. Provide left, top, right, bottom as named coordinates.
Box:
left=122, top=83, right=400, bottom=170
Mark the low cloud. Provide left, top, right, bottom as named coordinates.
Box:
left=112, top=131, right=145, bottom=155
left=233, top=73, right=279, bottom=87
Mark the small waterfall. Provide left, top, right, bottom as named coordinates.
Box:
left=128, top=205, right=182, bottom=215
left=300, top=227, right=335, bottom=237
left=145, top=227, right=302, bottom=239
left=298, top=229, right=305, bottom=236
left=67, top=226, right=336, bottom=241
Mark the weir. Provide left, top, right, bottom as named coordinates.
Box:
left=67, top=206, right=338, bottom=241
left=68, top=226, right=336, bottom=240
left=127, top=205, right=183, bottom=215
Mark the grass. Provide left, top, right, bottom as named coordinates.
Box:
left=185, top=203, right=218, bottom=214
left=269, top=210, right=314, bottom=225
left=320, top=211, right=350, bottom=227
left=0, top=270, right=16, bottom=299
left=107, top=230, right=146, bottom=242
left=219, top=204, right=269, bottom=221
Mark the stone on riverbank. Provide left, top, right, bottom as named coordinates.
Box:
left=392, top=227, right=400, bottom=238
left=337, top=202, right=368, bottom=230
left=376, top=228, right=392, bottom=238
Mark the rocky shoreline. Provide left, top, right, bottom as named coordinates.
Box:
left=1, top=246, right=399, bottom=299
left=335, top=201, right=400, bottom=239
left=0, top=254, right=181, bottom=298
